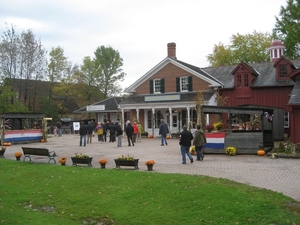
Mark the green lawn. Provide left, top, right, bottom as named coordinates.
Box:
left=1, top=159, right=300, bottom=225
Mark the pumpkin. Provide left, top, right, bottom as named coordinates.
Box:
left=166, top=135, right=170, bottom=139
left=148, top=134, right=154, bottom=138
left=257, top=150, right=265, bottom=156
left=3, top=142, right=11, bottom=146
left=40, top=139, right=45, bottom=142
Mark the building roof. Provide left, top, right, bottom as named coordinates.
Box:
left=288, top=77, right=300, bottom=105
left=202, top=59, right=300, bottom=88
left=73, top=97, right=123, bottom=113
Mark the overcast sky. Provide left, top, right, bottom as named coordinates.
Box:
left=1, top=0, right=287, bottom=90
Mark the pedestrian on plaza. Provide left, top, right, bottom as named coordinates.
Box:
left=79, top=122, right=87, bottom=147
left=86, top=121, right=94, bottom=144
left=56, top=121, right=62, bottom=137
left=193, top=125, right=207, bottom=161
left=125, top=121, right=134, bottom=146
left=109, top=121, right=117, bottom=142
left=159, top=119, right=169, bottom=146
left=137, top=122, right=143, bottom=142
left=179, top=125, right=194, bottom=164
left=95, top=122, right=103, bottom=142
left=53, top=126, right=58, bottom=137
left=116, top=123, right=123, bottom=147
left=102, top=122, right=107, bottom=142
left=132, top=122, right=138, bottom=143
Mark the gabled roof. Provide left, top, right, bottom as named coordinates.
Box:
left=124, top=57, right=224, bottom=93
left=288, top=77, right=300, bottom=105
left=203, top=60, right=300, bottom=88
left=73, top=97, right=123, bottom=113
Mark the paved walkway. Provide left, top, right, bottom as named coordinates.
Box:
left=3, top=134, right=300, bottom=201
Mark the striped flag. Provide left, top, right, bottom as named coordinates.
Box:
left=204, top=132, right=225, bottom=149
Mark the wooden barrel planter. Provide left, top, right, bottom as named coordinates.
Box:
left=71, top=157, right=93, bottom=167
left=114, top=159, right=139, bottom=169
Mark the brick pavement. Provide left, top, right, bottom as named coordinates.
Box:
left=3, top=134, right=300, bottom=201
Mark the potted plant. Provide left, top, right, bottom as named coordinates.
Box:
left=58, top=157, right=67, bottom=166
left=145, top=159, right=155, bottom=171
left=114, top=155, right=139, bottom=169
left=205, top=124, right=214, bottom=133
left=71, top=153, right=93, bottom=167
left=14, top=151, right=22, bottom=161
left=0, top=147, right=6, bottom=158
left=213, top=122, right=224, bottom=131
left=99, top=158, right=108, bottom=169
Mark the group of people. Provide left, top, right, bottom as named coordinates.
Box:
left=79, top=118, right=207, bottom=165
left=79, top=120, right=143, bottom=147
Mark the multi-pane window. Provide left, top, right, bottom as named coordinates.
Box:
left=279, top=65, right=288, bottom=78
left=180, top=76, right=188, bottom=92
left=236, top=74, right=249, bottom=87
left=153, top=79, right=161, bottom=93
left=244, top=74, right=249, bottom=87
left=237, top=75, right=242, bottom=87
left=284, top=112, right=289, bottom=128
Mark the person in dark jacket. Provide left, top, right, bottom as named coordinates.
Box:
left=116, top=123, right=123, bottom=147
left=193, top=125, right=207, bottom=161
left=179, top=125, right=194, bottom=164
left=125, top=121, right=134, bottom=146
left=159, top=119, right=169, bottom=146
left=79, top=122, right=87, bottom=147
left=109, top=121, right=117, bottom=142
left=86, top=121, right=94, bottom=144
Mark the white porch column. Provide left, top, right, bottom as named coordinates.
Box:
left=187, top=106, right=191, bottom=130
left=151, top=107, right=155, bottom=136
left=136, top=108, right=140, bottom=122
left=169, top=107, right=172, bottom=134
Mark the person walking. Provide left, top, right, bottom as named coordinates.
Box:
left=179, top=125, right=194, bottom=164
left=125, top=121, right=134, bottom=146
left=86, top=121, right=94, bottom=144
left=159, top=119, right=169, bottom=146
left=79, top=122, right=87, bottom=147
left=132, top=122, right=138, bottom=143
left=116, top=123, right=123, bottom=147
left=137, top=122, right=143, bottom=142
left=56, top=121, right=62, bottom=137
left=193, top=125, right=207, bottom=161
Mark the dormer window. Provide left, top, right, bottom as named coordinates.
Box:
left=279, top=65, right=288, bottom=78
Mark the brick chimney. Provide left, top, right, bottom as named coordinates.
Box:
left=167, top=42, right=177, bottom=59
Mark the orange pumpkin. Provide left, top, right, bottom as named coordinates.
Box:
left=40, top=139, right=45, bottom=142
left=257, top=150, right=265, bottom=156
left=148, top=134, right=154, bottom=138
left=166, top=135, right=170, bottom=139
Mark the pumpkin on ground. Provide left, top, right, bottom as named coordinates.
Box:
left=257, top=150, right=265, bottom=156
left=148, top=134, right=154, bottom=138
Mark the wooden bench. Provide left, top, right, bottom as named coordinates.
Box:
left=21, top=147, right=57, bottom=164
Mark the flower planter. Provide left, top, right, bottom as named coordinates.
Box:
left=16, top=156, right=21, bottom=161
left=71, top=157, right=93, bottom=167
left=114, top=159, right=139, bottom=169
left=100, top=163, right=106, bottom=169
left=146, top=164, right=153, bottom=171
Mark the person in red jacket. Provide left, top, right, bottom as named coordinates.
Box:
left=132, top=122, right=139, bottom=143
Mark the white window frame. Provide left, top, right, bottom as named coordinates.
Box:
left=180, top=76, right=188, bottom=92
left=153, top=79, right=161, bottom=93
left=284, top=112, right=289, bottom=128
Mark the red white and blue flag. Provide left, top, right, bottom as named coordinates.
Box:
left=204, top=133, right=225, bottom=149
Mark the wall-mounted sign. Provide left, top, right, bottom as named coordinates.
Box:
left=87, top=105, right=105, bottom=111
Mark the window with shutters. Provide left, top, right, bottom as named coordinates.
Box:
left=180, top=76, right=188, bottom=92
left=154, top=79, right=161, bottom=93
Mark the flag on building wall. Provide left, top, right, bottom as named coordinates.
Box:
left=204, top=132, right=226, bottom=149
